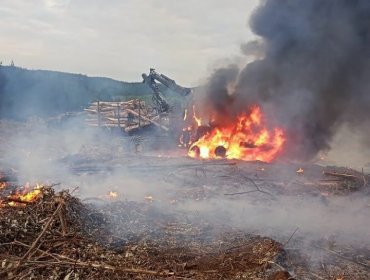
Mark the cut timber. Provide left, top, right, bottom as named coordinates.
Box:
left=126, top=109, right=168, bottom=131
left=91, top=100, right=138, bottom=106
left=88, top=123, right=127, bottom=128
left=106, top=117, right=129, bottom=122
left=323, top=171, right=359, bottom=180
left=84, top=99, right=160, bottom=132
left=303, top=182, right=340, bottom=186
left=84, top=108, right=114, bottom=113
left=124, top=122, right=151, bottom=132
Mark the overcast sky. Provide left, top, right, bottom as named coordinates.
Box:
left=0, top=0, right=259, bottom=86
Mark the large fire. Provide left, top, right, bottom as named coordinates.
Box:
left=185, top=106, right=285, bottom=163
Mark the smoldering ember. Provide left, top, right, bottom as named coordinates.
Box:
left=1, top=1, right=370, bottom=280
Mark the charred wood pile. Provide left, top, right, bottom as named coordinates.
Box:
left=1, top=163, right=370, bottom=279
left=0, top=184, right=289, bottom=279
left=84, top=99, right=169, bottom=133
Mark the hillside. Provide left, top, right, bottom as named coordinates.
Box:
left=0, top=66, right=153, bottom=120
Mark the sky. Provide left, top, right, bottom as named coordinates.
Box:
left=0, top=0, right=259, bottom=86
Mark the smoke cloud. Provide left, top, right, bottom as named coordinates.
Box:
left=204, top=0, right=370, bottom=160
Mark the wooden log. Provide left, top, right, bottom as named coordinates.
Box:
left=84, top=108, right=99, bottom=113
left=87, top=119, right=128, bottom=126
left=87, top=102, right=146, bottom=111
left=99, top=112, right=118, bottom=117
left=91, top=101, right=135, bottom=106
left=87, top=116, right=131, bottom=123
left=124, top=123, right=152, bottom=132
left=85, top=107, right=118, bottom=112
left=126, top=109, right=168, bottom=131
left=323, top=171, right=359, bottom=180
left=85, top=113, right=118, bottom=119
left=91, top=99, right=145, bottom=105
left=106, top=117, right=129, bottom=122
left=303, top=182, right=340, bottom=186
left=88, top=123, right=127, bottom=128
left=85, top=119, right=100, bottom=122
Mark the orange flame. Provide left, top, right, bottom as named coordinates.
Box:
left=296, top=168, right=304, bottom=174
left=108, top=191, right=118, bottom=199
left=179, top=105, right=200, bottom=148
left=188, top=106, right=285, bottom=163
left=3, top=184, right=43, bottom=207
left=192, top=105, right=201, bottom=126
left=0, top=182, right=7, bottom=190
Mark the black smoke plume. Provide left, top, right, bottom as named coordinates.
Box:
left=204, top=0, right=370, bottom=160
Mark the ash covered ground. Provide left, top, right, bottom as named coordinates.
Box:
left=0, top=119, right=370, bottom=279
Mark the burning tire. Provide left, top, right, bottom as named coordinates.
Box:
left=214, top=145, right=227, bottom=158
left=189, top=145, right=200, bottom=157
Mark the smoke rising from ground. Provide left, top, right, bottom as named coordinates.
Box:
left=204, top=0, right=370, bottom=160
left=1, top=119, right=369, bottom=246
left=1, top=119, right=369, bottom=279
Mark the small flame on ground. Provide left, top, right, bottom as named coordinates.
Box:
left=296, top=168, right=304, bottom=174
left=144, top=195, right=153, bottom=202
left=318, top=152, right=327, bottom=161
left=0, top=182, right=7, bottom=190
left=108, top=191, right=118, bottom=199
left=1, top=183, right=43, bottom=207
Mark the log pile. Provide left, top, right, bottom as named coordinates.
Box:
left=317, top=166, right=369, bottom=194
left=84, top=99, right=169, bottom=133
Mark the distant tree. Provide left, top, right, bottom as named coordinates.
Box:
left=10, top=60, right=14, bottom=67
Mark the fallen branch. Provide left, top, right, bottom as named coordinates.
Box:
left=283, top=227, right=299, bottom=246
left=224, top=190, right=264, bottom=196
left=0, top=247, right=176, bottom=279
left=10, top=259, right=174, bottom=276
left=12, top=241, right=61, bottom=262
left=20, top=201, right=64, bottom=261
left=224, top=174, right=275, bottom=197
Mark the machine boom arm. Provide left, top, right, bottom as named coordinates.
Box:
left=142, top=68, right=192, bottom=113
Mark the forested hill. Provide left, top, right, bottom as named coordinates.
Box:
left=0, top=65, right=153, bottom=120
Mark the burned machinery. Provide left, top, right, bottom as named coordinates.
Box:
left=142, top=68, right=192, bottom=113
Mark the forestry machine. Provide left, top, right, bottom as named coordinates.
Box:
left=142, top=68, right=192, bottom=113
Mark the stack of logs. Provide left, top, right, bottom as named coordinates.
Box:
left=84, top=99, right=168, bottom=133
